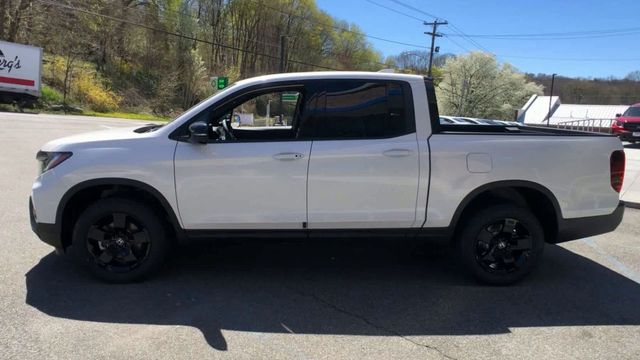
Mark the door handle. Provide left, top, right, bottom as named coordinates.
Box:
left=273, top=152, right=305, bottom=161
left=383, top=149, right=412, bottom=157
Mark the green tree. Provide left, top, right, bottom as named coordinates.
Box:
left=3, top=0, right=390, bottom=114
left=437, top=52, right=543, bottom=119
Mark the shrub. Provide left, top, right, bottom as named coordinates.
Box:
left=40, top=85, right=63, bottom=104
left=74, top=74, right=122, bottom=112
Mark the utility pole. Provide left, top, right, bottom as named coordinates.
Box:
left=279, top=35, right=287, bottom=73
left=546, top=73, right=557, bottom=126
left=424, top=19, right=448, bottom=77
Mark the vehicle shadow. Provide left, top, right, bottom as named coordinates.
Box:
left=623, top=142, right=640, bottom=149
left=25, top=239, right=640, bottom=351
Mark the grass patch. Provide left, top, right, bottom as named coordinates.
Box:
left=0, top=102, right=171, bottom=122
left=82, top=111, right=171, bottom=122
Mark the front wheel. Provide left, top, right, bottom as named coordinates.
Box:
left=71, top=198, right=170, bottom=283
left=455, top=205, right=544, bottom=285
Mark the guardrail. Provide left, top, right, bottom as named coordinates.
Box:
left=555, top=118, right=614, bottom=134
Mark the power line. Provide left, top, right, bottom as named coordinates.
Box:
left=386, top=0, right=441, bottom=20
left=444, top=35, right=472, bottom=53
left=254, top=0, right=429, bottom=49
left=370, top=0, right=499, bottom=57
left=444, top=26, right=640, bottom=39
left=496, top=54, right=640, bottom=62
left=444, top=31, right=640, bottom=41
left=363, top=0, right=424, bottom=22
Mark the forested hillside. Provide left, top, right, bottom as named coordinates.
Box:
left=0, top=0, right=386, bottom=115
left=2, top=1, right=638, bottom=117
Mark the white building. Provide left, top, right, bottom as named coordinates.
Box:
left=517, top=94, right=629, bottom=127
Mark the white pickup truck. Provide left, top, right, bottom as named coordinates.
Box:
left=29, top=72, right=626, bottom=284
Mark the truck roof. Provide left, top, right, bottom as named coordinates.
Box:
left=234, top=71, right=425, bottom=86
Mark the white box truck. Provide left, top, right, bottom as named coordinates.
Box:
left=0, top=40, right=42, bottom=105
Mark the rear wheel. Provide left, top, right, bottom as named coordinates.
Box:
left=455, top=204, right=544, bottom=285
left=71, top=198, right=169, bottom=283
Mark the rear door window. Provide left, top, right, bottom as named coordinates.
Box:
left=298, top=81, right=414, bottom=140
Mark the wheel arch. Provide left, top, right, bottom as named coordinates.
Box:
left=448, top=180, right=562, bottom=244
left=56, top=178, right=185, bottom=249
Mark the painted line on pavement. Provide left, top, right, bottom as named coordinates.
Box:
left=581, top=237, right=640, bottom=283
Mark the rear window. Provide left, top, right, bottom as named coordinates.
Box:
left=623, top=107, right=640, bottom=117
left=298, top=81, right=414, bottom=140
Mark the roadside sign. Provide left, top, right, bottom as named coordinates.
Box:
left=281, top=93, right=299, bottom=102
left=210, top=76, right=229, bottom=90
left=217, top=77, right=228, bottom=90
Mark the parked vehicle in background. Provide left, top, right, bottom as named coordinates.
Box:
left=454, top=117, right=480, bottom=124
left=30, top=71, right=625, bottom=285
left=0, top=41, right=42, bottom=107
left=478, top=119, right=522, bottom=126
left=440, top=116, right=470, bottom=124
left=612, top=103, right=640, bottom=143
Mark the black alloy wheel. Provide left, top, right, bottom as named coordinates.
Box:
left=474, top=218, right=533, bottom=275
left=456, top=204, right=544, bottom=285
left=85, top=212, right=152, bottom=272
left=71, top=198, right=169, bottom=283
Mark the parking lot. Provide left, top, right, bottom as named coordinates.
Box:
left=1, top=112, right=639, bottom=359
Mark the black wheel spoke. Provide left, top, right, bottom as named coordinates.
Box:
left=502, top=218, right=518, bottom=234
left=478, top=229, right=494, bottom=244
left=87, top=226, right=106, bottom=241
left=121, top=251, right=138, bottom=262
left=486, top=223, right=503, bottom=234
left=131, top=231, right=150, bottom=246
left=480, top=249, right=496, bottom=262
left=503, top=253, right=515, bottom=264
left=112, top=213, right=127, bottom=229
left=97, top=251, right=114, bottom=264
left=477, top=228, right=494, bottom=246
left=511, top=236, right=533, bottom=251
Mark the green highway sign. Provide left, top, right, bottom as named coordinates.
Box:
left=210, top=76, right=229, bottom=90
left=281, top=93, right=299, bottom=102
left=217, top=77, right=228, bottom=90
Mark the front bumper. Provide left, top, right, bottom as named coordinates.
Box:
left=29, top=197, right=63, bottom=249
left=553, top=201, right=625, bottom=243
left=618, top=133, right=640, bottom=141
left=613, top=128, right=640, bottom=141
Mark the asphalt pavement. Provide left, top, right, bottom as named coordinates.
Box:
left=1, top=112, right=639, bottom=359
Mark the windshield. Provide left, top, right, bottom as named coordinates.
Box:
left=623, top=107, right=640, bottom=117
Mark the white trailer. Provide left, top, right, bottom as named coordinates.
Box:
left=0, top=40, right=42, bottom=104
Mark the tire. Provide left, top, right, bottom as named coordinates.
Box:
left=71, top=197, right=170, bottom=283
left=455, top=204, right=544, bottom=285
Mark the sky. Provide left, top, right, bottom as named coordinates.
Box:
left=315, top=0, right=640, bottom=79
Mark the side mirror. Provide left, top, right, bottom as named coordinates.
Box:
left=615, top=113, right=622, bottom=118
left=188, top=121, right=209, bottom=144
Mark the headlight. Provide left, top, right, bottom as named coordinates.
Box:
left=36, top=151, right=72, bottom=174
